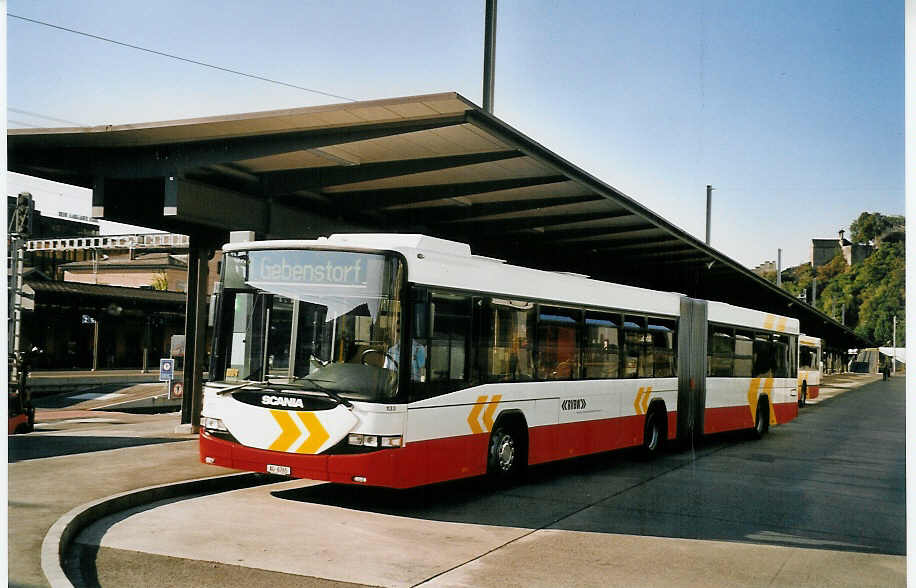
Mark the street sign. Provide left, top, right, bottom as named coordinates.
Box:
left=20, top=284, right=35, bottom=312
left=159, top=358, right=175, bottom=381
left=170, top=381, right=184, bottom=399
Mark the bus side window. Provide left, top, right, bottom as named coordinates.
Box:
left=409, top=289, right=471, bottom=401
left=583, top=311, right=620, bottom=379
left=622, top=315, right=645, bottom=378
left=474, top=298, right=535, bottom=383
left=429, top=292, right=470, bottom=383
left=734, top=331, right=754, bottom=377
left=649, top=317, right=676, bottom=377
left=753, top=333, right=775, bottom=378
left=537, top=306, right=581, bottom=380
left=708, top=325, right=734, bottom=377
left=772, top=334, right=791, bottom=378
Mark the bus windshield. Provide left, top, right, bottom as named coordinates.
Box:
left=215, top=249, right=404, bottom=402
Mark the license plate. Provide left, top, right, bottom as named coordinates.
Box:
left=267, top=464, right=291, bottom=476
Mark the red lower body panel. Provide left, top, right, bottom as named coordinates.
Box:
left=704, top=401, right=797, bottom=435
left=201, top=402, right=794, bottom=489
left=807, top=385, right=820, bottom=399
left=201, top=431, right=489, bottom=489
left=8, top=414, right=27, bottom=435
left=201, top=413, right=670, bottom=489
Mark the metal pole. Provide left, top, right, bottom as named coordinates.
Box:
left=812, top=276, right=817, bottom=306
left=705, top=185, right=713, bottom=245
left=92, top=319, right=99, bottom=371
left=776, top=248, right=782, bottom=287
left=892, top=315, right=897, bottom=375
left=483, top=0, right=497, bottom=113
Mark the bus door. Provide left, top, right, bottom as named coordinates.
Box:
left=677, top=297, right=707, bottom=445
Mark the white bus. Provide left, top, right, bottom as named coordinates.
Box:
left=797, top=335, right=823, bottom=406
left=200, top=234, right=799, bottom=488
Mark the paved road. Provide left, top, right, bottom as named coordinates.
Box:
left=70, top=374, right=903, bottom=587
left=8, top=410, right=208, bottom=588
left=270, top=373, right=903, bottom=554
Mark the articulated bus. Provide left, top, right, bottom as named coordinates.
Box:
left=200, top=234, right=799, bottom=488
left=797, top=335, right=822, bottom=407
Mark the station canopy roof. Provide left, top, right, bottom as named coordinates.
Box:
left=7, top=92, right=866, bottom=347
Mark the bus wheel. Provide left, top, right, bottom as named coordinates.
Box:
left=487, top=421, right=526, bottom=482
left=641, top=406, right=665, bottom=458
left=753, top=398, right=769, bottom=439
left=799, top=382, right=807, bottom=408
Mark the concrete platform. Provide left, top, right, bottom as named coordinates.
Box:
left=73, top=478, right=904, bottom=587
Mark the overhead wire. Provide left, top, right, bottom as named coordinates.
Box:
left=8, top=107, right=85, bottom=126
left=7, top=13, right=357, bottom=103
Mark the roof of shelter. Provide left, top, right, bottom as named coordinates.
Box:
left=28, top=280, right=187, bottom=304
left=8, top=92, right=867, bottom=347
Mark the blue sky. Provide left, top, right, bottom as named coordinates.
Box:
left=5, top=0, right=904, bottom=268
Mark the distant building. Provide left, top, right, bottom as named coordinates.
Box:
left=752, top=260, right=776, bottom=277
left=811, top=229, right=873, bottom=268
left=62, top=251, right=189, bottom=292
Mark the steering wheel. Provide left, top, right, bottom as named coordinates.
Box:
left=360, top=348, right=398, bottom=368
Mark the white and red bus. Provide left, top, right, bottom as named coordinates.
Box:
left=797, top=335, right=822, bottom=406
left=200, top=234, right=798, bottom=488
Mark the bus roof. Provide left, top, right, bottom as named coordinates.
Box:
left=225, top=233, right=798, bottom=331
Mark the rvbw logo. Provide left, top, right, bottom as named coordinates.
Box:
left=561, top=398, right=587, bottom=411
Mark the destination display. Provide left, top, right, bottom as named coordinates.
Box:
left=227, top=250, right=386, bottom=289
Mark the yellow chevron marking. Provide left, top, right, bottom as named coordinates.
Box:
left=763, top=315, right=775, bottom=331
left=776, top=317, right=787, bottom=332
left=747, top=378, right=761, bottom=422
left=763, top=378, right=778, bottom=425
left=482, top=395, right=502, bottom=432
left=295, top=411, right=330, bottom=454
left=268, top=410, right=300, bottom=452
left=467, top=395, right=488, bottom=434
left=634, top=387, right=652, bottom=415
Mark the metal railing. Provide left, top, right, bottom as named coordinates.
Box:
left=26, top=233, right=189, bottom=252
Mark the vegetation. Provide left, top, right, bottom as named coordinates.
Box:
left=777, top=212, right=904, bottom=346
left=151, top=271, right=169, bottom=291
left=849, top=211, right=905, bottom=244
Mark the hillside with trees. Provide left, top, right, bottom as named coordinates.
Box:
left=775, top=212, right=904, bottom=346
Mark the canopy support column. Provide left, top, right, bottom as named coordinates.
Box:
left=180, top=237, right=212, bottom=430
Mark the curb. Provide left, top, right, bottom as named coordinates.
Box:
left=41, top=472, right=271, bottom=587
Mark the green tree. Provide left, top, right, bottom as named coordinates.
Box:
left=849, top=212, right=904, bottom=244
left=853, top=241, right=905, bottom=345
left=151, top=272, right=169, bottom=291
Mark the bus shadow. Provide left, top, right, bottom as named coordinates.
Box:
left=270, top=432, right=749, bottom=530
left=9, top=435, right=183, bottom=462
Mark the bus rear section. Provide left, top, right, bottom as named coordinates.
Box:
left=678, top=298, right=800, bottom=443
left=797, top=335, right=823, bottom=406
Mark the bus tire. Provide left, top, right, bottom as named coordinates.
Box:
left=753, top=398, right=769, bottom=439
left=487, top=417, right=527, bottom=483
left=641, top=404, right=666, bottom=458
left=799, top=382, right=807, bottom=408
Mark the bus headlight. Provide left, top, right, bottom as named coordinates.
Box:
left=202, top=417, right=228, bottom=432
left=348, top=434, right=402, bottom=448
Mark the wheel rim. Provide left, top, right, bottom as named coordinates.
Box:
left=496, top=434, right=516, bottom=472
left=646, top=417, right=659, bottom=451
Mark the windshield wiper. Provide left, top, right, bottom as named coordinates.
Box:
left=215, top=380, right=268, bottom=396
left=289, top=376, right=353, bottom=408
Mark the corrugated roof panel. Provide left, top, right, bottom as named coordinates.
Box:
left=324, top=156, right=555, bottom=193
left=383, top=181, right=588, bottom=211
